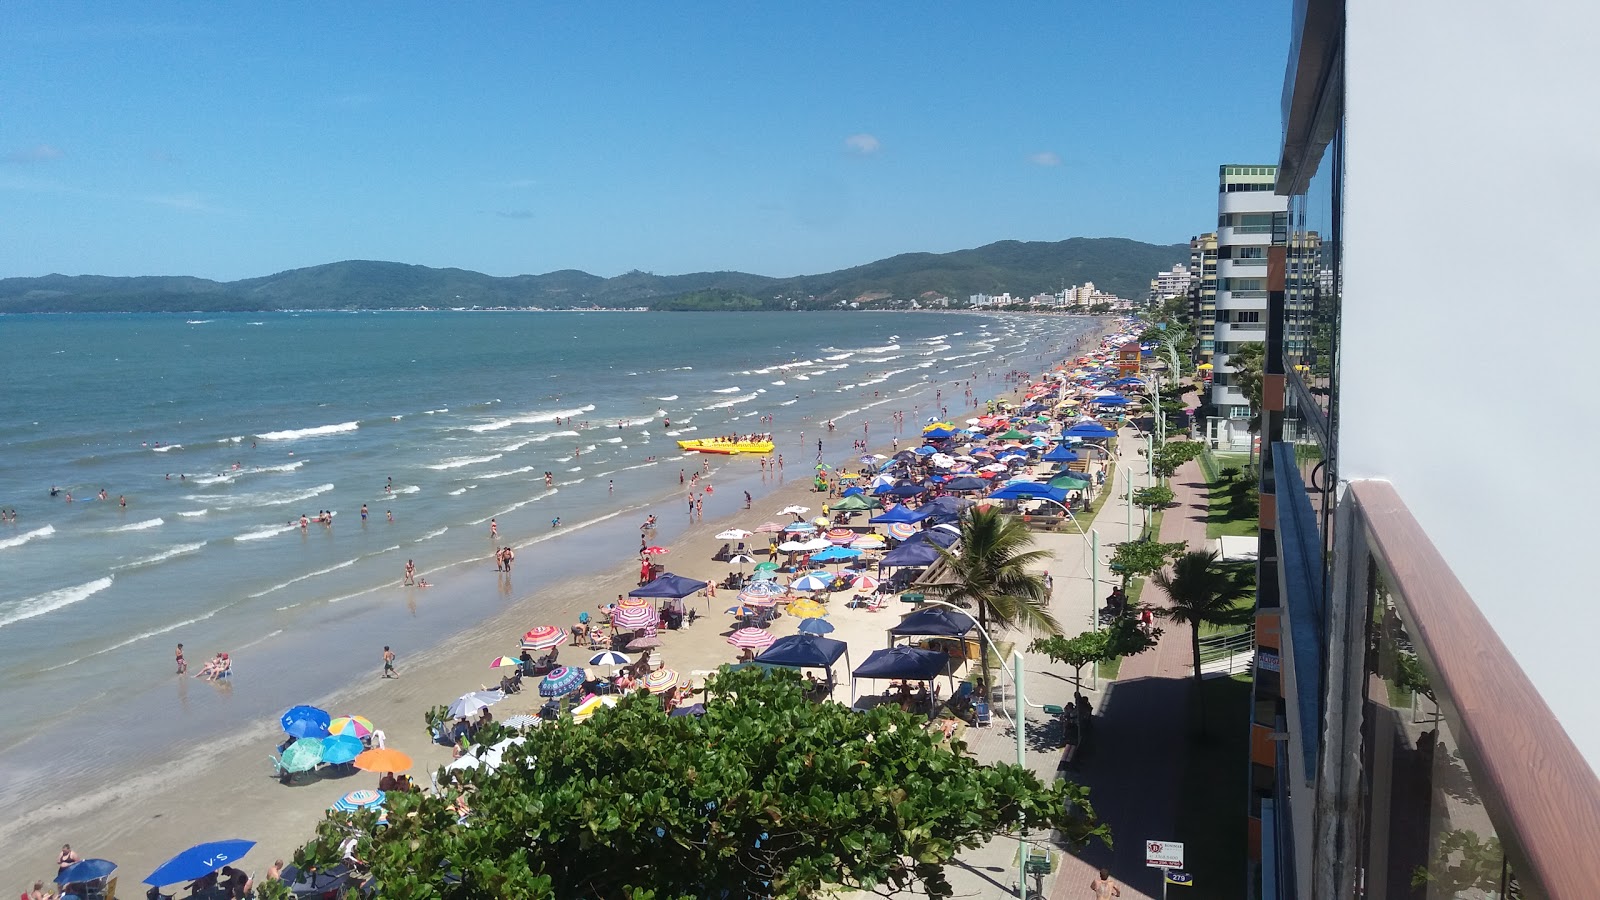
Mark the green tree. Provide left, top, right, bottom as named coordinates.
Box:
left=1228, top=341, right=1266, bottom=432
left=281, top=667, right=1108, bottom=899
left=1150, top=550, right=1254, bottom=736
left=1108, top=538, right=1186, bottom=588
left=1151, top=440, right=1203, bottom=479
left=1031, top=619, right=1161, bottom=692
left=924, top=506, right=1058, bottom=703
left=1132, top=484, right=1174, bottom=512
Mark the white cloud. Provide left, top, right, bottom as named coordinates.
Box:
left=844, top=133, right=881, bottom=156
left=5, top=144, right=65, bottom=164
left=1029, top=151, right=1062, bottom=167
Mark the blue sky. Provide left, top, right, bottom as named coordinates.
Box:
left=1, top=2, right=1289, bottom=280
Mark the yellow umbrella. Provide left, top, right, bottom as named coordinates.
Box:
left=788, top=598, right=827, bottom=619
left=571, top=695, right=618, bottom=722
left=1197, top=363, right=1214, bottom=370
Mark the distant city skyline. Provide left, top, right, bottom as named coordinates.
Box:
left=0, top=2, right=1289, bottom=280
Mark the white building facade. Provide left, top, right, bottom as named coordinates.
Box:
left=1207, top=163, right=1284, bottom=450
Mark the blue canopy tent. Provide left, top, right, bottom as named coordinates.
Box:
left=1042, top=444, right=1080, bottom=464
left=902, top=528, right=958, bottom=549
left=888, top=605, right=975, bottom=640
left=944, top=475, right=987, bottom=492
left=753, top=634, right=851, bottom=684
left=884, top=482, right=928, bottom=498
left=878, top=541, right=941, bottom=569
left=870, top=505, right=929, bottom=524
left=922, top=427, right=956, bottom=440
left=840, top=486, right=865, bottom=497
left=1064, top=422, right=1118, bottom=440
left=629, top=572, right=709, bottom=599
left=850, top=646, right=957, bottom=711
left=1110, top=377, right=1144, bottom=387
left=1093, top=395, right=1130, bottom=406
left=919, top=495, right=965, bottom=525
left=986, top=482, right=1069, bottom=504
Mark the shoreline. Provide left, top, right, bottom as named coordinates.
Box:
left=0, top=317, right=1115, bottom=890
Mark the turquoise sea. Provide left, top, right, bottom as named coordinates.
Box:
left=0, top=310, right=1095, bottom=814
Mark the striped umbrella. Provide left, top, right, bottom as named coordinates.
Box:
left=502, top=714, right=542, bottom=730
left=617, top=595, right=651, bottom=609
left=727, top=627, right=775, bottom=649
left=328, top=715, right=375, bottom=739
left=538, top=665, right=587, bottom=698
left=739, top=581, right=784, bottom=597
left=852, top=534, right=886, bottom=550
left=790, top=572, right=833, bottom=592
left=825, top=528, right=857, bottom=544
left=587, top=650, right=631, bottom=667
left=740, top=594, right=780, bottom=608
left=520, top=625, right=568, bottom=651
left=571, top=695, right=618, bottom=722
left=886, top=522, right=918, bottom=541
left=755, top=522, right=786, bottom=533
left=643, top=668, right=680, bottom=693
left=332, top=789, right=385, bottom=813
left=788, top=598, right=828, bottom=619
left=783, top=522, right=817, bottom=533
left=488, top=656, right=522, bottom=669
left=849, top=572, right=882, bottom=592
left=610, top=603, right=656, bottom=630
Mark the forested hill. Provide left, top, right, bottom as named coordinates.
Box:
left=0, top=237, right=1186, bottom=312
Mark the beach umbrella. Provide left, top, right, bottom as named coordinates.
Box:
left=783, top=521, right=817, bottom=533
left=487, top=655, right=526, bottom=671
left=280, top=705, right=331, bottom=739
left=851, top=534, right=886, bottom=550
left=332, top=789, right=386, bottom=813
left=728, top=627, right=775, bottom=649
left=670, top=703, right=707, bottom=717
left=753, top=560, right=779, bottom=571
left=502, top=714, right=542, bottom=730
left=610, top=603, right=656, bottom=630
left=755, top=522, right=786, bottom=532
left=741, top=579, right=785, bottom=596
left=572, top=695, right=618, bottom=722
left=279, top=738, right=324, bottom=773
left=797, top=618, right=836, bottom=635
left=520, top=625, right=568, bottom=651
left=824, top=527, right=857, bottom=544
left=728, top=553, right=757, bottom=565
left=447, top=690, right=503, bottom=719
left=739, top=594, right=780, bottom=609
left=885, top=522, right=919, bottom=541
left=55, top=859, right=117, bottom=886
left=715, top=528, right=753, bottom=540
left=788, top=598, right=828, bottom=619
left=143, top=840, right=256, bottom=886
left=790, top=572, right=833, bottom=592
left=538, top=666, right=587, bottom=698
left=747, top=570, right=777, bottom=582
left=617, top=595, right=650, bottom=609
left=630, top=572, right=708, bottom=599
left=354, top=748, right=412, bottom=772
left=643, top=668, right=681, bottom=693
left=327, top=715, right=375, bottom=740
left=626, top=634, right=663, bottom=650
left=777, top=540, right=810, bottom=552
left=811, top=545, right=861, bottom=563
left=849, top=572, right=882, bottom=592
left=641, top=545, right=669, bottom=555
left=799, top=537, right=832, bottom=552
left=321, top=733, right=364, bottom=765
left=587, top=650, right=631, bottom=667
left=778, top=505, right=810, bottom=516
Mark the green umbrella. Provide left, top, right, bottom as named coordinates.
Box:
left=281, top=737, right=325, bottom=773
left=1050, top=474, right=1091, bottom=490
left=831, top=494, right=881, bottom=512
left=996, top=428, right=1029, bottom=441
left=753, top=561, right=779, bottom=572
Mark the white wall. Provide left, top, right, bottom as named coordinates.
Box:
left=1343, top=1, right=1600, bottom=772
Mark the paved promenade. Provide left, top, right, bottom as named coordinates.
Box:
left=940, top=428, right=1216, bottom=900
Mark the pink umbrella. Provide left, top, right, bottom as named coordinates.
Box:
left=886, top=522, right=918, bottom=541
left=849, top=573, right=881, bottom=592
left=610, top=603, right=656, bottom=630
left=825, top=528, right=856, bottom=544
left=754, top=522, right=786, bottom=533
left=727, top=627, right=775, bottom=649
left=520, top=625, right=568, bottom=651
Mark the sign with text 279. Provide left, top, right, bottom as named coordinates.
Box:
left=1145, top=840, right=1184, bottom=869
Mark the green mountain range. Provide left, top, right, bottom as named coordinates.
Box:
left=0, top=237, right=1185, bottom=313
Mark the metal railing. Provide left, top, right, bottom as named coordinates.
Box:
left=1198, top=626, right=1257, bottom=677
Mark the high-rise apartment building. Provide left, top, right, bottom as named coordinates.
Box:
left=1246, top=2, right=1600, bottom=897
left=1207, top=165, right=1284, bottom=450
left=1187, top=232, right=1217, bottom=362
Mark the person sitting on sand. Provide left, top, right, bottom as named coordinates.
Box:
left=29, top=879, right=55, bottom=900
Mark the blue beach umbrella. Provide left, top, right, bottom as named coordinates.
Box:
left=143, top=840, right=256, bottom=886
left=55, top=859, right=117, bottom=886
left=320, top=733, right=364, bottom=765
left=332, top=789, right=386, bottom=813
left=790, top=572, right=834, bottom=592
left=539, top=665, right=586, bottom=698
left=1094, top=395, right=1130, bottom=406
left=797, top=618, right=836, bottom=635
left=280, top=705, right=330, bottom=739
left=587, top=650, right=630, bottom=667
left=809, top=545, right=860, bottom=563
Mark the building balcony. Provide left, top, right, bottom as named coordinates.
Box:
left=1218, top=258, right=1269, bottom=279
left=1218, top=191, right=1289, bottom=216
left=1215, top=321, right=1268, bottom=342
left=1218, top=226, right=1275, bottom=246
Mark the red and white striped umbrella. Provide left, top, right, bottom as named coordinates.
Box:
left=849, top=573, right=881, bottom=592
left=727, top=627, right=775, bottom=650
left=520, top=625, right=568, bottom=651
left=610, top=603, right=656, bottom=630
left=825, top=528, right=857, bottom=544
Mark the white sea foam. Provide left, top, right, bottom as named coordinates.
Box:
left=0, top=576, right=114, bottom=629
left=186, top=319, right=213, bottom=325
left=656, top=395, right=678, bottom=401
left=466, top=404, right=596, bottom=433
left=192, top=459, right=306, bottom=485
left=478, top=465, right=536, bottom=479
left=248, top=556, right=361, bottom=598
left=414, top=526, right=449, bottom=542
left=824, top=353, right=853, bottom=361
left=177, top=509, right=208, bottom=517
left=605, top=437, right=623, bottom=444
left=392, top=485, right=420, bottom=495
left=256, top=421, right=360, bottom=441
left=779, top=399, right=798, bottom=406
left=711, top=386, right=742, bottom=394
left=42, top=606, right=224, bottom=671
left=510, top=507, right=628, bottom=550
left=107, top=517, right=164, bottom=533
left=426, top=454, right=503, bottom=470
left=470, top=488, right=557, bottom=524
left=447, top=488, right=468, bottom=496
left=771, top=380, right=786, bottom=386
left=208, top=482, right=335, bottom=511
left=151, top=444, right=182, bottom=452
left=234, top=523, right=297, bottom=542
left=112, top=541, right=206, bottom=571
left=702, top=392, right=759, bottom=410
left=0, top=525, right=54, bottom=550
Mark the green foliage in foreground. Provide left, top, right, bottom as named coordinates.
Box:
left=280, top=666, right=1106, bottom=899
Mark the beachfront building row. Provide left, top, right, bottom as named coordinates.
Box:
left=1147, top=264, right=1194, bottom=306
left=967, top=284, right=1129, bottom=310
left=1243, top=1, right=1600, bottom=897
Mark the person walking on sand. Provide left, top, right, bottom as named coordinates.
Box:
left=1089, top=869, right=1120, bottom=898
left=403, top=559, right=416, bottom=586
left=382, top=646, right=398, bottom=678
left=490, top=518, right=498, bottom=539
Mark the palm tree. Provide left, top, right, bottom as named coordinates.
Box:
left=1151, top=549, right=1253, bottom=736
left=923, top=506, right=1058, bottom=703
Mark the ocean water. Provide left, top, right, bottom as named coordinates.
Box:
left=0, top=310, right=1094, bottom=806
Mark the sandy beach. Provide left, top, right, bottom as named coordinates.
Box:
left=2, top=321, right=1109, bottom=891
